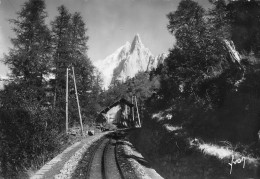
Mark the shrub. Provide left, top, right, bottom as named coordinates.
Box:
left=0, top=84, right=60, bottom=178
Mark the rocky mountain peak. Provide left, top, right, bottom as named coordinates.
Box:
left=130, top=33, right=143, bottom=53
left=94, top=34, right=166, bottom=89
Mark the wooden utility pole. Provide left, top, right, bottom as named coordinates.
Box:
left=72, top=67, right=84, bottom=135
left=132, top=96, right=135, bottom=122
left=66, top=68, right=69, bottom=134
left=134, top=96, right=141, bottom=127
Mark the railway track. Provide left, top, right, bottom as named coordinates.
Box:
left=72, top=132, right=131, bottom=179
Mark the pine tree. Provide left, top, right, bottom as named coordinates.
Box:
left=51, top=8, right=102, bottom=123
left=4, top=0, right=51, bottom=87
left=51, top=5, right=72, bottom=107
left=165, top=0, right=230, bottom=99
left=69, top=12, right=102, bottom=123
left=70, top=12, right=89, bottom=61
left=208, top=0, right=231, bottom=39
left=0, top=1, right=55, bottom=177
left=70, top=12, right=92, bottom=94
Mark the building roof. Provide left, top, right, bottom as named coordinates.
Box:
left=99, top=98, right=134, bottom=114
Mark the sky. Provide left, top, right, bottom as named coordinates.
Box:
left=0, top=0, right=211, bottom=77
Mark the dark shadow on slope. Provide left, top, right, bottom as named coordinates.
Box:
left=124, top=154, right=151, bottom=168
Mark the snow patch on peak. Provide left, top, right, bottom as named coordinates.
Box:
left=125, top=41, right=131, bottom=47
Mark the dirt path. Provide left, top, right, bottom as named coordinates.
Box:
left=30, top=132, right=109, bottom=179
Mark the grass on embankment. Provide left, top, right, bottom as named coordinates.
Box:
left=128, top=110, right=260, bottom=179
left=27, top=124, right=103, bottom=177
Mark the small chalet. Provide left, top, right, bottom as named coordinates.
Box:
left=96, top=98, right=135, bottom=127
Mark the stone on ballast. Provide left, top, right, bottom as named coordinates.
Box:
left=88, top=130, right=95, bottom=136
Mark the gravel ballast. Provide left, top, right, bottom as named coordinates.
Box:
left=54, top=132, right=110, bottom=179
